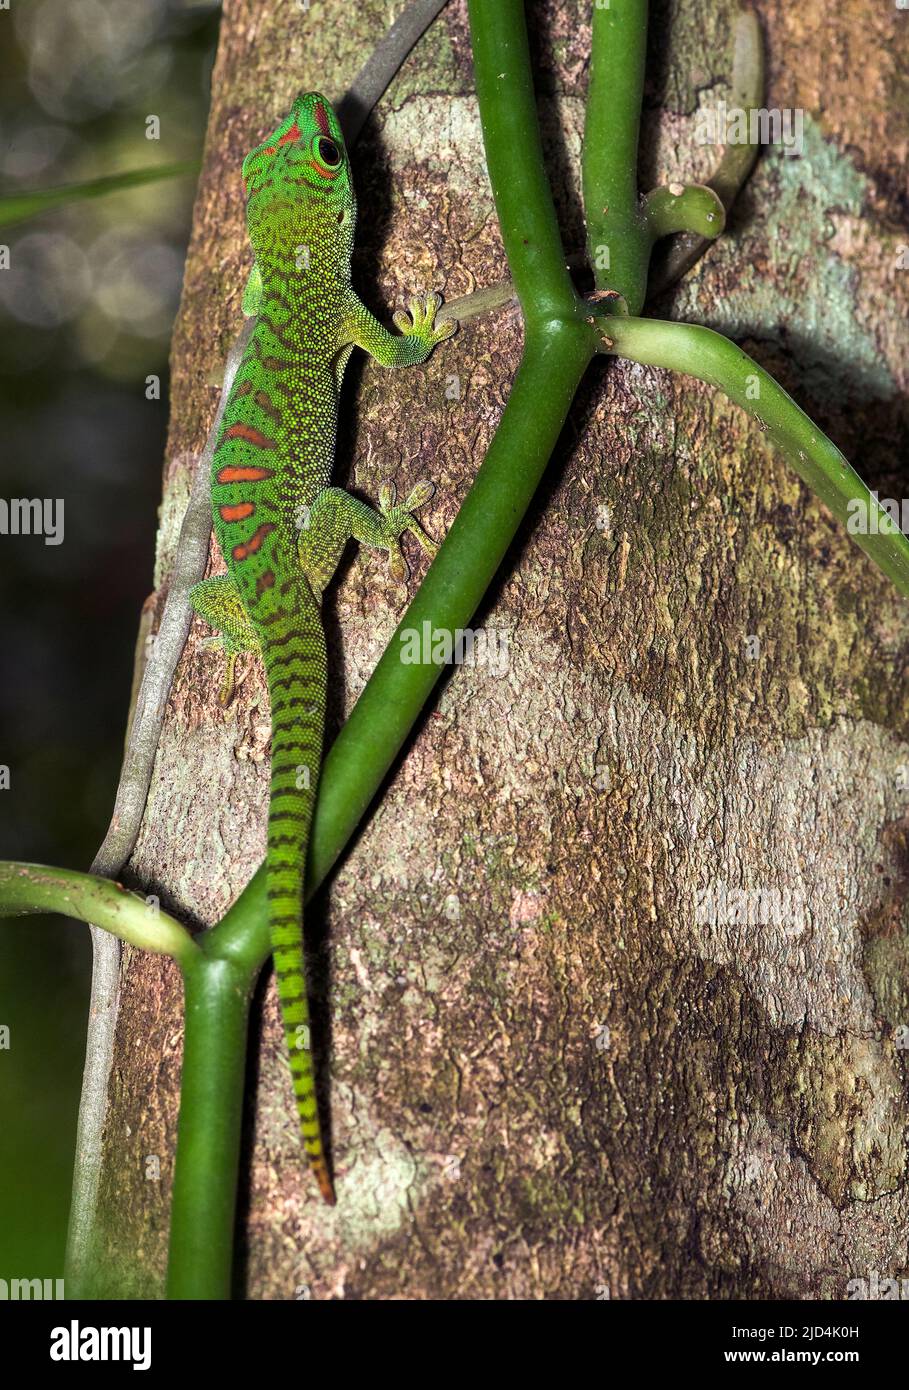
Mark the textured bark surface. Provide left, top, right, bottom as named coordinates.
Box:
left=93, top=0, right=909, bottom=1298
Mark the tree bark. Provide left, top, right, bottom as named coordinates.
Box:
left=92, top=0, right=909, bottom=1299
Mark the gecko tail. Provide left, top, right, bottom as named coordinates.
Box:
left=262, top=585, right=334, bottom=1204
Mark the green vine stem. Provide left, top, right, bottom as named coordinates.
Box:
left=166, top=943, right=257, bottom=1300
left=649, top=9, right=765, bottom=298
left=467, top=1, right=579, bottom=320
left=0, top=862, right=197, bottom=964
left=601, top=316, right=909, bottom=598
left=642, top=183, right=725, bottom=243
left=438, top=6, right=765, bottom=326
left=0, top=860, right=251, bottom=1300
left=583, top=0, right=649, bottom=310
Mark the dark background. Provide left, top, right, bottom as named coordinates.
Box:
left=0, top=0, right=220, bottom=1283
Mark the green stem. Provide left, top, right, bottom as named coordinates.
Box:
left=466, top=0, right=577, bottom=321
left=649, top=9, right=765, bottom=298
left=166, top=945, right=256, bottom=1300
left=0, top=861, right=198, bottom=965
left=642, top=183, right=725, bottom=242
left=603, top=315, right=909, bottom=598
left=710, top=10, right=765, bottom=209
left=582, top=0, right=649, bottom=310
left=0, top=863, right=250, bottom=1300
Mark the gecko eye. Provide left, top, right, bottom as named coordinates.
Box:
left=314, top=136, right=341, bottom=168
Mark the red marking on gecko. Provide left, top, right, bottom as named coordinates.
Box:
left=216, top=465, right=274, bottom=484
left=314, top=103, right=331, bottom=137
left=309, top=156, right=338, bottom=180
left=219, top=502, right=255, bottom=523
left=224, top=422, right=277, bottom=448
left=259, top=123, right=300, bottom=160
left=232, top=524, right=275, bottom=561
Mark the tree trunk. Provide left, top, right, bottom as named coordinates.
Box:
left=92, top=0, right=909, bottom=1299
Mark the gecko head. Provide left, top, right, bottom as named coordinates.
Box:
left=241, top=93, right=355, bottom=265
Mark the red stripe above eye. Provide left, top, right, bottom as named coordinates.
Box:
left=314, top=102, right=331, bottom=137
left=255, top=122, right=301, bottom=164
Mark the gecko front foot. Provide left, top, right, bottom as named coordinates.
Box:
left=378, top=477, right=438, bottom=582
left=392, top=292, right=457, bottom=353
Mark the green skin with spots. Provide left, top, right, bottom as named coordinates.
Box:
left=190, top=92, right=453, bottom=1203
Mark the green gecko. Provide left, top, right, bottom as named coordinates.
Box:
left=189, top=92, right=453, bottom=1203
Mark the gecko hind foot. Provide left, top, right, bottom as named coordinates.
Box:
left=378, top=477, right=439, bottom=581
left=199, top=636, right=242, bottom=706
left=190, top=575, right=261, bottom=706
left=218, top=649, right=239, bottom=707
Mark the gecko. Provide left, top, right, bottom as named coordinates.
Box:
left=189, top=92, right=454, bottom=1204
left=68, top=1, right=454, bottom=1285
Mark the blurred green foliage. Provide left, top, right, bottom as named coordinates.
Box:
left=0, top=0, right=220, bottom=1286
left=0, top=161, right=200, bottom=231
